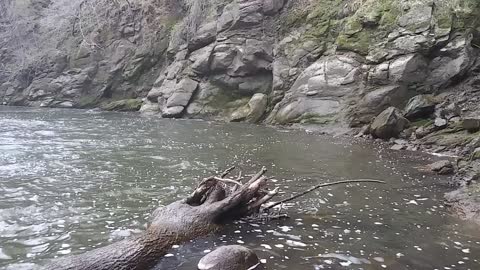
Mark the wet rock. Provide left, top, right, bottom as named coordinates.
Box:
left=427, top=160, right=454, bottom=175
left=463, top=118, right=480, bottom=133
left=100, top=99, right=143, bottom=112
left=162, top=106, right=185, bottom=118
left=370, top=107, right=410, bottom=140
left=197, top=245, right=260, bottom=270
left=403, top=95, right=436, bottom=120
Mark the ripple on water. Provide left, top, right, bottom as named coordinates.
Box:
left=33, top=130, right=56, bottom=137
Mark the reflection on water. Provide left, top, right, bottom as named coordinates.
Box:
left=0, top=106, right=479, bottom=270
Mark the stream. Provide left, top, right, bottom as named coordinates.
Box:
left=0, top=106, right=479, bottom=270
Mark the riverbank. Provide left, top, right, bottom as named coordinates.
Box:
left=288, top=87, right=480, bottom=225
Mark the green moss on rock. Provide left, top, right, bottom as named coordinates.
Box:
left=335, top=0, right=401, bottom=55
left=422, top=130, right=478, bottom=148
left=451, top=0, right=480, bottom=31
left=77, top=95, right=101, bottom=108
left=411, top=119, right=434, bottom=127
left=282, top=0, right=345, bottom=48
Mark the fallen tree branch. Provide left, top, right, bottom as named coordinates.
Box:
left=42, top=168, right=386, bottom=270
left=265, top=179, right=386, bottom=210
left=44, top=166, right=279, bottom=270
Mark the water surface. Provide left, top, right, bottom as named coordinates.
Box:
left=0, top=106, right=479, bottom=270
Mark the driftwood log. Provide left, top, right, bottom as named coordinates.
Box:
left=42, top=166, right=279, bottom=270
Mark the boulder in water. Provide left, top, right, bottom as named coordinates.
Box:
left=198, top=245, right=260, bottom=270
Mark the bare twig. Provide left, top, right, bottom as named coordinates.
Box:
left=212, top=177, right=242, bottom=186
left=246, top=166, right=267, bottom=186
left=248, top=187, right=279, bottom=211
left=220, top=166, right=236, bottom=178
left=265, top=179, right=386, bottom=210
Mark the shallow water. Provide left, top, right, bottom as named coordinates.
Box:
left=0, top=106, right=479, bottom=270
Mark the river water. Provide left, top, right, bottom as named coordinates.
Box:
left=0, top=106, right=479, bottom=270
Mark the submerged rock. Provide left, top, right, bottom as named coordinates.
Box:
left=370, top=107, right=409, bottom=140
left=197, top=245, right=260, bottom=270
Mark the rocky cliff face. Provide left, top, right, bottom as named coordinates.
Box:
left=0, top=0, right=182, bottom=108
left=140, top=0, right=479, bottom=129
left=1, top=0, right=480, bottom=220
left=2, top=0, right=478, bottom=124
